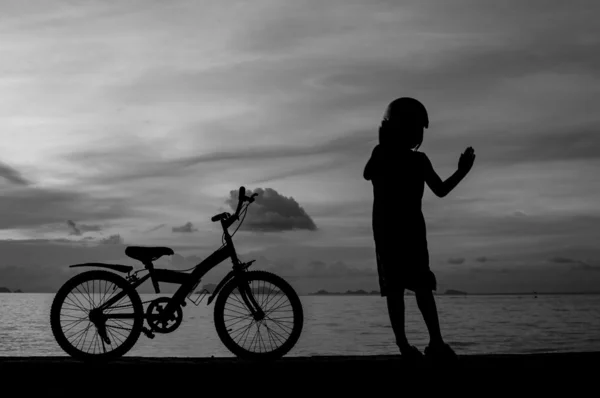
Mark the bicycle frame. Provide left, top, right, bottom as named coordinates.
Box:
left=94, top=204, right=263, bottom=323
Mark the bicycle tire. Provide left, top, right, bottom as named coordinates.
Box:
left=213, top=270, right=303, bottom=360
left=50, top=270, right=144, bottom=361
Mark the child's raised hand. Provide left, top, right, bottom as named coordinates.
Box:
left=458, top=146, right=475, bottom=173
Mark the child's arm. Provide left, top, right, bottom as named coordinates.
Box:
left=423, top=153, right=468, bottom=198
left=363, top=145, right=380, bottom=181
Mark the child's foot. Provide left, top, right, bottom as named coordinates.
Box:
left=424, top=342, right=458, bottom=361
left=399, top=344, right=424, bottom=361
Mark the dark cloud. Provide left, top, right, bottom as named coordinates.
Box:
left=430, top=214, right=600, bottom=245
left=66, top=220, right=103, bottom=236
left=0, top=161, right=30, bottom=185
left=67, top=220, right=80, bottom=235
left=0, top=264, right=72, bottom=293
left=549, top=256, right=581, bottom=264
left=145, top=223, right=166, bottom=233
left=0, top=186, right=132, bottom=230
left=0, top=237, right=225, bottom=292
left=573, top=263, right=600, bottom=272
left=261, top=258, right=376, bottom=280
left=475, top=256, right=495, bottom=263
left=0, top=238, right=129, bottom=292
left=468, top=266, right=510, bottom=274
left=225, top=187, right=317, bottom=232
left=448, top=257, right=465, bottom=265
left=172, top=222, right=198, bottom=233
left=548, top=256, right=600, bottom=272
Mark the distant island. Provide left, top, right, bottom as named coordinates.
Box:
left=309, top=289, right=380, bottom=296
left=0, top=287, right=23, bottom=293
left=308, top=289, right=470, bottom=296
left=194, top=283, right=283, bottom=295
left=444, top=289, right=468, bottom=295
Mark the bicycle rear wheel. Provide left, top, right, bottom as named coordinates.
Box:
left=50, top=270, right=144, bottom=361
left=213, top=270, right=304, bottom=360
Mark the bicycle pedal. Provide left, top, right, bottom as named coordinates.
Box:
left=142, top=327, right=155, bottom=339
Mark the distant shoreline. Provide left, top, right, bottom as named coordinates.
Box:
left=305, top=291, right=600, bottom=296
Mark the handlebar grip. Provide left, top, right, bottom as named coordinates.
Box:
left=239, top=186, right=246, bottom=201
left=211, top=212, right=228, bottom=222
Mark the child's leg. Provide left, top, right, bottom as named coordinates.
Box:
left=415, top=289, right=444, bottom=346
left=385, top=290, right=410, bottom=349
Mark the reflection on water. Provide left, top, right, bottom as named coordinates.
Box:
left=1, top=293, right=600, bottom=357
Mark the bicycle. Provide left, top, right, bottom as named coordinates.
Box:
left=50, top=186, right=304, bottom=361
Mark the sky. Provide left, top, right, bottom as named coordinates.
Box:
left=0, top=0, right=599, bottom=294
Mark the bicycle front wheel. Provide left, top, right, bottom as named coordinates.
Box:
left=214, top=270, right=304, bottom=360
left=50, top=270, right=144, bottom=361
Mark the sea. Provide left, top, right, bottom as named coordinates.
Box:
left=1, top=293, right=599, bottom=357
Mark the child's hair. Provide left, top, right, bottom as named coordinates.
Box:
left=378, top=97, right=429, bottom=150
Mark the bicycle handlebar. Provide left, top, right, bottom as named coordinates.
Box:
left=211, top=186, right=258, bottom=228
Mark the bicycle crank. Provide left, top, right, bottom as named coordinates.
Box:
left=142, top=326, right=155, bottom=339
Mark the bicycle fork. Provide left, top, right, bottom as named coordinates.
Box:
left=237, top=278, right=265, bottom=321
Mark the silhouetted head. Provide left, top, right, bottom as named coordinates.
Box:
left=379, top=97, right=429, bottom=151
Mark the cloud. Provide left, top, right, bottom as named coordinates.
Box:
left=1, top=0, right=598, bottom=296
left=468, top=266, right=510, bottom=274
left=428, top=214, right=600, bottom=251
left=67, top=220, right=80, bottom=235
left=458, top=122, right=600, bottom=168
left=62, top=127, right=374, bottom=186
left=170, top=253, right=203, bottom=270
left=99, top=234, right=124, bottom=245
left=574, top=263, right=600, bottom=272
left=262, top=258, right=376, bottom=279
left=66, top=220, right=103, bottom=236
left=0, top=238, right=130, bottom=292
left=145, top=223, right=166, bottom=233
left=547, top=256, right=600, bottom=272
left=0, top=185, right=132, bottom=230
left=549, top=256, right=581, bottom=264
left=0, top=161, right=30, bottom=186
left=172, top=222, right=198, bottom=233
left=224, top=187, right=317, bottom=232
left=448, top=257, right=465, bottom=265
left=0, top=237, right=223, bottom=292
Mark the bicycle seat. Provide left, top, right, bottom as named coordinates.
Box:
left=125, top=246, right=174, bottom=263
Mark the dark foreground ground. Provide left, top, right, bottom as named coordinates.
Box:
left=1, top=352, right=598, bottom=395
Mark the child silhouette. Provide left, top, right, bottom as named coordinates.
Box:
left=363, top=97, right=475, bottom=360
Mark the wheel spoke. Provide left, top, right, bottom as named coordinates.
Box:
left=51, top=272, right=142, bottom=360
left=216, top=272, right=302, bottom=358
